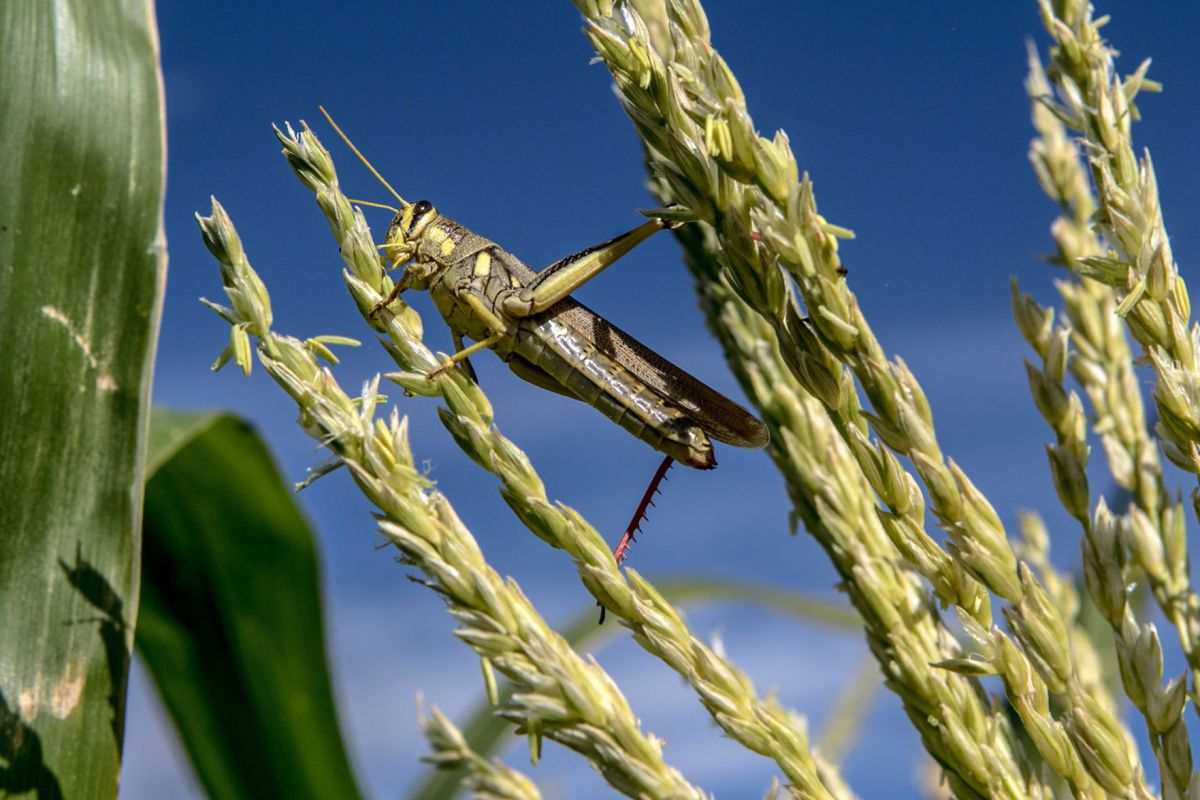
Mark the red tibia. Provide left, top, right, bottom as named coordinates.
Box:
left=613, top=456, right=675, bottom=565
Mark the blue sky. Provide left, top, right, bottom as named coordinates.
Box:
left=127, top=2, right=1200, bottom=797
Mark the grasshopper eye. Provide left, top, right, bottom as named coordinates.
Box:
left=407, top=199, right=435, bottom=235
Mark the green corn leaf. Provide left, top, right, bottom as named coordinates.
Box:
left=138, top=410, right=363, bottom=800
left=0, top=1, right=165, bottom=797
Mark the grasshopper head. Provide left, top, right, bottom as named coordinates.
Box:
left=383, top=199, right=440, bottom=289
left=383, top=199, right=438, bottom=264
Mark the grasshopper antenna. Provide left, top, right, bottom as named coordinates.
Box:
left=598, top=455, right=675, bottom=624
left=347, top=198, right=400, bottom=213
left=319, top=105, right=409, bottom=208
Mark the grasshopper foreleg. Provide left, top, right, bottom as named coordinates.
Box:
left=370, top=280, right=404, bottom=319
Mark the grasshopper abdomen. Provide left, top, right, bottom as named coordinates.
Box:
left=511, top=314, right=716, bottom=469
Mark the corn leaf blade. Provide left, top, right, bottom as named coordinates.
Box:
left=138, top=410, right=363, bottom=800
left=0, top=0, right=165, bottom=796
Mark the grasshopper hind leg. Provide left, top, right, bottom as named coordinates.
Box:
left=613, top=455, right=675, bottom=566
left=598, top=455, right=675, bottom=624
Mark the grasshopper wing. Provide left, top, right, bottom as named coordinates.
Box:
left=551, top=299, right=770, bottom=449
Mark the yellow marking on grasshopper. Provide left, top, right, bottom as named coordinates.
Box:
left=440, top=237, right=456, bottom=257
left=400, top=204, right=416, bottom=234
left=473, top=251, right=492, bottom=277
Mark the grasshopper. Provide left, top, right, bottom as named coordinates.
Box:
left=323, top=110, right=768, bottom=565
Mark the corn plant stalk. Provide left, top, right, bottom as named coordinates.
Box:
left=1030, top=0, right=1200, bottom=747
left=1017, top=35, right=1196, bottom=799
left=269, top=122, right=849, bottom=800
left=1021, top=44, right=1168, bottom=565
left=197, top=201, right=710, bottom=799
left=662, top=198, right=1039, bottom=799
left=419, top=703, right=544, bottom=800
left=574, top=0, right=1156, bottom=795
left=1012, top=511, right=1117, bottom=716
